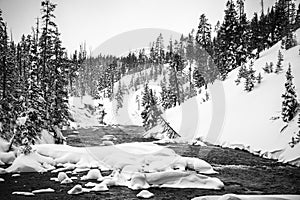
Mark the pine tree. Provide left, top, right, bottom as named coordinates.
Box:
left=214, top=0, right=239, bottom=80
left=235, top=64, right=246, bottom=85
left=196, top=14, right=213, bottom=56
left=168, top=52, right=184, bottom=105
left=269, top=62, right=274, bottom=73
left=257, top=72, right=262, bottom=84
left=289, top=113, right=300, bottom=147
left=250, top=12, right=264, bottom=54
left=263, top=62, right=270, bottom=73
left=115, top=81, right=124, bottom=113
left=236, top=0, right=252, bottom=66
left=294, top=3, right=300, bottom=30
left=275, top=50, right=284, bottom=73
left=282, top=0, right=297, bottom=49
left=281, top=64, right=299, bottom=122
left=244, top=61, right=256, bottom=92
left=141, top=86, right=162, bottom=130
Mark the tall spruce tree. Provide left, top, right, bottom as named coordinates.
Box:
left=115, top=81, right=124, bottom=113
left=244, top=61, right=256, bottom=92
left=281, top=64, right=298, bottom=122
left=141, top=85, right=162, bottom=130
left=275, top=50, right=284, bottom=73
left=214, top=0, right=239, bottom=80
left=196, top=14, right=213, bottom=56
left=236, top=0, right=252, bottom=65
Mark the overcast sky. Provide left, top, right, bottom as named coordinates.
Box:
left=0, top=0, right=284, bottom=55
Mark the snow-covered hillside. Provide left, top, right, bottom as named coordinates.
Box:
left=159, top=29, right=300, bottom=166
left=68, top=29, right=300, bottom=166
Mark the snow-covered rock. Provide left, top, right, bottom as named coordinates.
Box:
left=67, top=184, right=84, bottom=195
left=136, top=190, right=154, bottom=199
left=90, top=182, right=109, bottom=192
left=184, top=157, right=217, bottom=174
left=84, top=182, right=97, bottom=187
left=57, top=172, right=68, bottom=182
left=12, top=191, right=35, bottom=196
left=81, top=169, right=103, bottom=180
left=145, top=171, right=223, bottom=189
left=32, top=188, right=55, bottom=194
left=11, top=173, right=20, bottom=177
left=129, top=172, right=150, bottom=190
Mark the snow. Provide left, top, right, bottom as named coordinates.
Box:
left=12, top=191, right=35, bottom=196
left=90, top=182, right=109, bottom=192
left=129, top=172, right=150, bottom=190
left=11, top=173, right=20, bottom=177
left=0, top=142, right=223, bottom=190
left=146, top=29, right=300, bottom=166
left=136, top=190, right=154, bottom=198
left=57, top=172, right=69, bottom=182
left=0, top=137, right=14, bottom=152
left=35, top=129, right=55, bottom=144
left=192, top=194, right=300, bottom=200
left=80, top=169, right=103, bottom=180
left=5, top=151, right=55, bottom=173
left=67, top=184, right=85, bottom=195
left=32, top=188, right=55, bottom=194
left=0, top=151, right=15, bottom=165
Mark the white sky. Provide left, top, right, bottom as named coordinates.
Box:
left=0, top=0, right=285, bottom=55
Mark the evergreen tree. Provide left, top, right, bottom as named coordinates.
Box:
left=168, top=52, right=184, bottom=105
left=141, top=86, right=162, bottom=130
left=244, top=61, right=256, bottom=92
left=257, top=72, right=263, bottom=84
left=263, top=62, right=270, bottom=73
left=214, top=0, right=239, bottom=80
left=196, top=14, right=213, bottom=56
left=236, top=0, right=252, bottom=65
left=294, top=3, right=300, bottom=30
left=0, top=12, right=19, bottom=141
left=275, top=50, right=284, bottom=73
left=186, top=31, right=195, bottom=97
left=281, top=64, right=298, bottom=122
left=250, top=12, right=264, bottom=54
left=115, top=81, right=124, bottom=113
left=289, top=113, right=300, bottom=147
left=235, top=64, right=247, bottom=85
left=269, top=62, right=274, bottom=73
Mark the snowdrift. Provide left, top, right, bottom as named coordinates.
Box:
left=0, top=142, right=224, bottom=191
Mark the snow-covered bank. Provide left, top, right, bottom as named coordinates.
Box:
left=0, top=142, right=224, bottom=191
left=146, top=29, right=300, bottom=166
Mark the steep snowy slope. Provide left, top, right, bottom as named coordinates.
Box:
left=161, top=29, right=300, bottom=165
